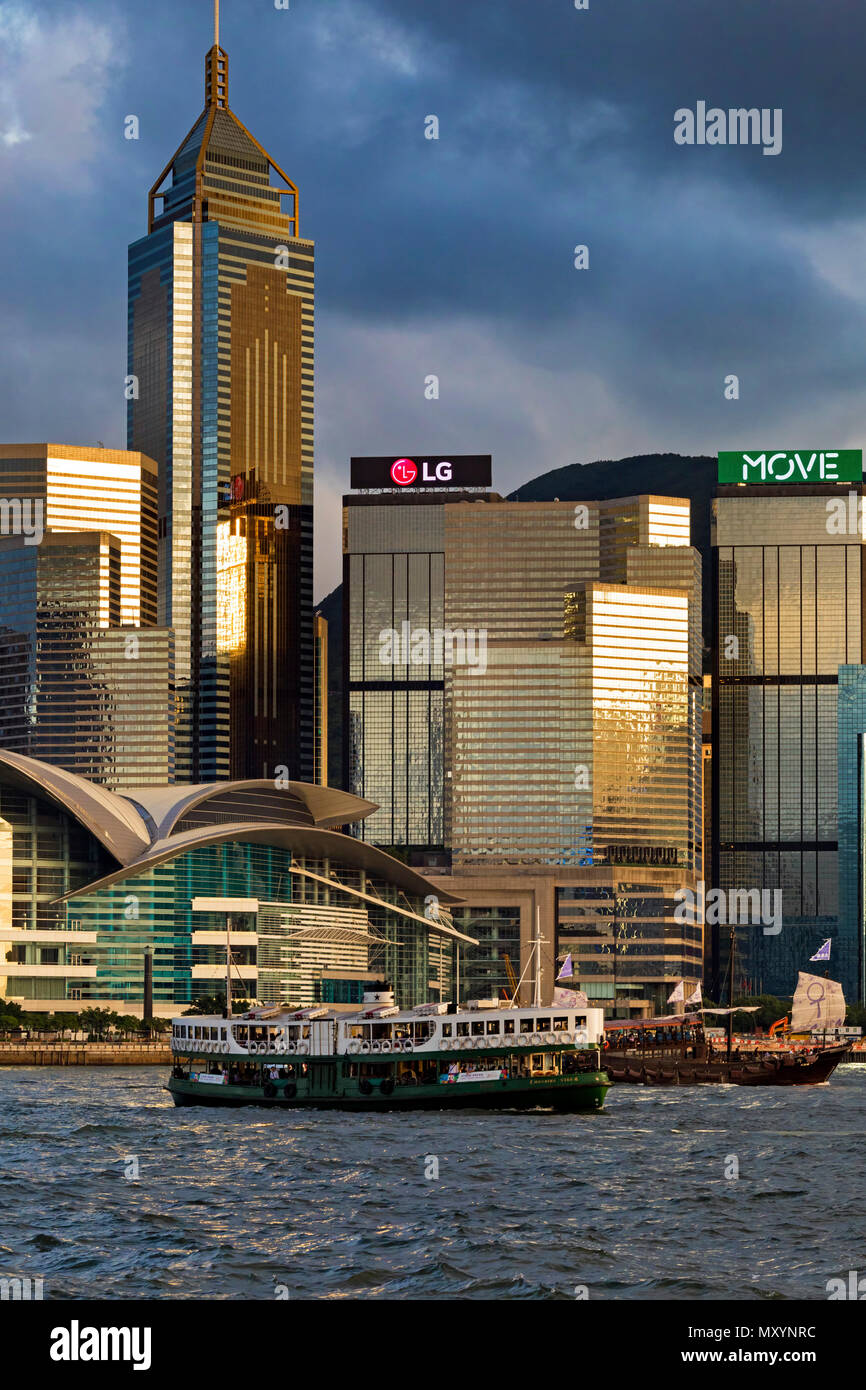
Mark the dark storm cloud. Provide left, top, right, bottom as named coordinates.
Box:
left=1, top=0, right=865, bottom=601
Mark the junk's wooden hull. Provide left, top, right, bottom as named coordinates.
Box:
left=603, top=1044, right=847, bottom=1086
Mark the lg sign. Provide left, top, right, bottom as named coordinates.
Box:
left=390, top=458, right=452, bottom=486
left=351, top=454, right=491, bottom=490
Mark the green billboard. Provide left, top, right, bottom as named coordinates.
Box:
left=717, top=450, right=863, bottom=484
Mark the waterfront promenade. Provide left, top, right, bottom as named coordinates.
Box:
left=0, top=1041, right=171, bottom=1066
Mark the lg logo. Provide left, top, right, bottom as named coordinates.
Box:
left=389, top=458, right=454, bottom=486
left=390, top=458, right=418, bottom=486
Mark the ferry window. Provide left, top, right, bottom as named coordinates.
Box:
left=194, top=1026, right=201, bottom=1040
left=442, top=1023, right=452, bottom=1037
left=576, top=1016, right=586, bottom=1027
left=456, top=1022, right=470, bottom=1036
left=553, top=1017, right=568, bottom=1030
left=471, top=1021, right=485, bottom=1036
left=486, top=1020, right=500, bottom=1034
left=503, top=1018, right=515, bottom=1035
left=536, top=1017, right=550, bottom=1030
left=519, top=1018, right=534, bottom=1033
left=219, top=1028, right=226, bottom=1040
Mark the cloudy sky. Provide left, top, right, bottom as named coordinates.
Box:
left=2, top=0, right=865, bottom=597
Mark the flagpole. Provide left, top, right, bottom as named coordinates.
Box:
left=533, top=906, right=542, bottom=1008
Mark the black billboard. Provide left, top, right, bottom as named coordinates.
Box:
left=350, top=455, right=492, bottom=490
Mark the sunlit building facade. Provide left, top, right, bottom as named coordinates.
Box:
left=444, top=498, right=701, bottom=877
left=347, top=489, right=703, bottom=1012
left=713, top=483, right=866, bottom=1001
left=314, top=612, right=328, bottom=785
left=0, top=445, right=158, bottom=625
left=0, top=528, right=174, bottom=788
left=438, top=497, right=702, bottom=1015
left=128, top=38, right=314, bottom=782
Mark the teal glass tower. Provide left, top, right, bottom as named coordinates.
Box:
left=127, top=16, right=315, bottom=782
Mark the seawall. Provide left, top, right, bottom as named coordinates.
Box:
left=0, top=1042, right=171, bottom=1066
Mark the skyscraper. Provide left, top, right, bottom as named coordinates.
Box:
left=0, top=532, right=175, bottom=787
left=0, top=445, right=158, bottom=625
left=128, top=16, right=314, bottom=782
left=0, top=444, right=174, bottom=787
left=437, top=496, right=703, bottom=1013
left=343, top=462, right=496, bottom=859
left=713, top=477, right=866, bottom=1000
left=344, top=473, right=704, bottom=1012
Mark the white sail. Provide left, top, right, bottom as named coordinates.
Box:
left=790, top=971, right=846, bottom=1033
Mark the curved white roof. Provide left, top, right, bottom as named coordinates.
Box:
left=0, top=749, right=151, bottom=865
left=0, top=751, right=378, bottom=866
left=115, top=779, right=376, bottom=840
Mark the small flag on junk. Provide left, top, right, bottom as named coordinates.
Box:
left=667, top=981, right=685, bottom=1004
left=686, top=982, right=702, bottom=1006
left=810, top=939, right=832, bottom=963
left=557, top=954, right=574, bottom=980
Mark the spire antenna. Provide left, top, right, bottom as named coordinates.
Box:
left=206, top=1, right=227, bottom=107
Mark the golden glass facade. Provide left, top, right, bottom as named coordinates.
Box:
left=345, top=491, right=703, bottom=1009
left=444, top=498, right=701, bottom=873
left=444, top=497, right=701, bottom=1013
left=314, top=612, right=328, bottom=786
left=0, top=446, right=158, bottom=626
left=129, top=40, right=314, bottom=782
left=216, top=519, right=247, bottom=654
left=0, top=533, right=175, bottom=787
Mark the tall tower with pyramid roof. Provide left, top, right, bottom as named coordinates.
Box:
left=128, top=4, right=314, bottom=782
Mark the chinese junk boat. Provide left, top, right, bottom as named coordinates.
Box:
left=166, top=988, right=611, bottom=1111
left=602, top=1009, right=847, bottom=1087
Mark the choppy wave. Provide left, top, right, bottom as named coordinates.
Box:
left=0, top=1065, right=864, bottom=1300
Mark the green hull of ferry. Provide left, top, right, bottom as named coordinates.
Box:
left=167, top=1050, right=610, bottom=1112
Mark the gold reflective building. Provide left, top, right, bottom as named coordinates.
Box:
left=439, top=496, right=703, bottom=1014
left=0, top=444, right=173, bottom=787
left=0, top=445, right=158, bottom=625
left=129, top=26, right=314, bottom=782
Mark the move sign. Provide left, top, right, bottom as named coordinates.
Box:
left=718, top=450, right=863, bottom=484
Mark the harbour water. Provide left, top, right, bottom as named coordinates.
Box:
left=2, top=1064, right=864, bottom=1301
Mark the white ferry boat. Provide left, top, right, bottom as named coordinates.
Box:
left=167, top=987, right=610, bottom=1111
